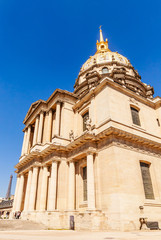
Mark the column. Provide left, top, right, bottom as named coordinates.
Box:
left=39, top=166, right=48, bottom=211
left=15, top=174, right=24, bottom=211
left=35, top=167, right=43, bottom=210
left=47, top=161, right=58, bottom=211
left=68, top=161, right=75, bottom=210
left=24, top=125, right=31, bottom=154
left=28, top=166, right=38, bottom=211
left=21, top=130, right=27, bottom=156
left=37, top=111, right=44, bottom=143
left=87, top=152, right=95, bottom=210
left=55, top=101, right=61, bottom=136
left=46, top=109, right=53, bottom=142
left=32, top=116, right=39, bottom=146
left=23, top=169, right=33, bottom=211
left=12, top=176, right=20, bottom=211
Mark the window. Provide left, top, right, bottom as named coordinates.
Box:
left=131, top=107, right=141, bottom=126
left=82, top=112, right=89, bottom=131
left=83, top=167, right=87, bottom=201
left=102, top=67, right=109, bottom=74
left=140, top=162, right=154, bottom=199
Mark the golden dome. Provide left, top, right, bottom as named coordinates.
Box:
left=81, top=27, right=129, bottom=72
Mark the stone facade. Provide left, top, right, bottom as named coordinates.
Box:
left=12, top=28, right=161, bottom=231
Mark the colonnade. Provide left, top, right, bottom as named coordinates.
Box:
left=13, top=151, right=96, bottom=214
left=13, top=160, right=58, bottom=213
left=21, top=101, right=62, bottom=156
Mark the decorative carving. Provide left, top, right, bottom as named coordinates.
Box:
left=69, top=130, right=74, bottom=142
left=129, top=97, right=139, bottom=105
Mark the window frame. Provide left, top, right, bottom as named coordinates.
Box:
left=140, top=161, right=155, bottom=200
left=130, top=106, right=141, bottom=126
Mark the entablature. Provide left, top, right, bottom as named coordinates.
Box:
left=15, top=125, right=161, bottom=171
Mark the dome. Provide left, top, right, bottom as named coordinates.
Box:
left=80, top=28, right=130, bottom=73
left=74, top=28, right=154, bottom=100
left=81, top=50, right=129, bottom=72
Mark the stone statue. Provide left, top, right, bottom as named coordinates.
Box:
left=69, top=130, right=74, bottom=142
left=85, top=117, right=92, bottom=133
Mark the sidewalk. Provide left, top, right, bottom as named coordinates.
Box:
left=0, top=230, right=161, bottom=240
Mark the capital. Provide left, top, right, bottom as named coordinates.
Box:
left=86, top=147, right=96, bottom=155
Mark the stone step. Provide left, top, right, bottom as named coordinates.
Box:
left=0, top=220, right=47, bottom=231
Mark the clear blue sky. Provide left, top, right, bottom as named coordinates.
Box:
left=0, top=0, right=161, bottom=197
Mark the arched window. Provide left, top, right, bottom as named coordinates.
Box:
left=102, top=67, right=109, bottom=74
left=140, top=162, right=154, bottom=199
left=130, top=107, right=141, bottom=126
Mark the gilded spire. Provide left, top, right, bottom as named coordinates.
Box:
left=96, top=26, right=110, bottom=53
left=99, top=26, right=104, bottom=42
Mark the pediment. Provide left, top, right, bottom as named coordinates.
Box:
left=24, top=100, right=42, bottom=123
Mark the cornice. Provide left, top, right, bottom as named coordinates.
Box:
left=15, top=126, right=161, bottom=171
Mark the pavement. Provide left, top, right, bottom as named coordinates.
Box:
left=0, top=230, right=161, bottom=240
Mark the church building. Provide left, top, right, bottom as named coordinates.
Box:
left=12, top=28, right=161, bottom=231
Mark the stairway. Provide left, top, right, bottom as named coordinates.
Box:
left=0, top=220, right=47, bottom=231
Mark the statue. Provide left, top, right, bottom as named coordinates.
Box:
left=85, top=117, right=92, bottom=133
left=69, top=130, right=74, bottom=142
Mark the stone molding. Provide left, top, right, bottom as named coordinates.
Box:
left=15, top=124, right=161, bottom=173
